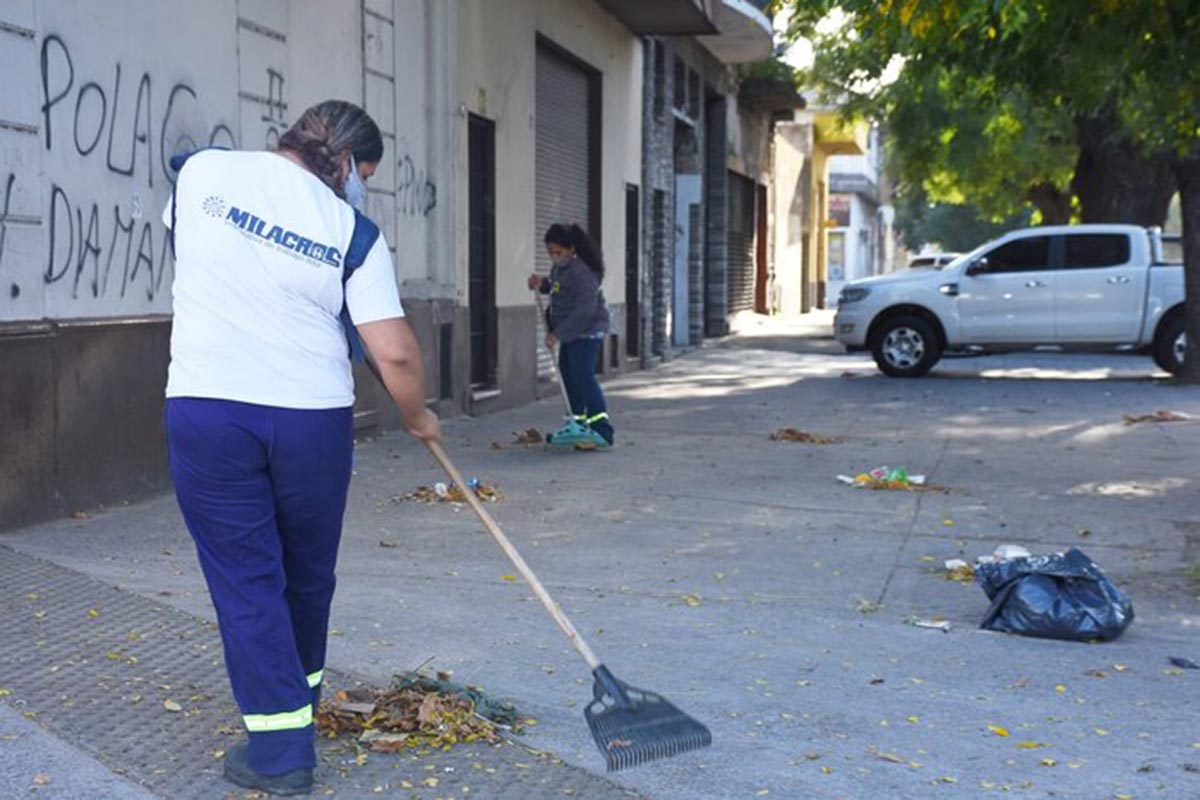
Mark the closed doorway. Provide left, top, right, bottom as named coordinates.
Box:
left=468, top=114, right=497, bottom=390
left=625, top=184, right=640, bottom=359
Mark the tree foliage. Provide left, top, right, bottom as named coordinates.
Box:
left=779, top=0, right=1200, bottom=380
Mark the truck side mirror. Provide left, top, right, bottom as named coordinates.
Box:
left=965, top=257, right=988, bottom=277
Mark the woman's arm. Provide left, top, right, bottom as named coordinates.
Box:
left=356, top=318, right=440, bottom=443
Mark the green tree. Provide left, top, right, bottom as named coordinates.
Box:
left=895, top=189, right=1031, bottom=254
left=780, top=0, right=1200, bottom=380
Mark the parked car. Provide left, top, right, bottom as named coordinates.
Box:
left=907, top=252, right=962, bottom=269
left=834, top=225, right=1185, bottom=377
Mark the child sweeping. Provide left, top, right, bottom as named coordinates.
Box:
left=527, top=223, right=614, bottom=449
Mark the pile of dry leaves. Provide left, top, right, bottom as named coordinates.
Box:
left=400, top=482, right=502, bottom=504
left=769, top=428, right=842, bottom=445
left=316, top=685, right=500, bottom=753
left=491, top=428, right=544, bottom=449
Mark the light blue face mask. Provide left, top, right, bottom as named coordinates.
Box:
left=344, top=155, right=367, bottom=212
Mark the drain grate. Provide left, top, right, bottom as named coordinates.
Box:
left=0, top=546, right=637, bottom=798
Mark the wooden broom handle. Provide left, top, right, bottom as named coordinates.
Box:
left=533, top=289, right=574, bottom=413
left=424, top=440, right=602, bottom=671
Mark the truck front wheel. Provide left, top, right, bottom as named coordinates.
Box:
left=870, top=315, right=942, bottom=377
left=1152, top=314, right=1185, bottom=375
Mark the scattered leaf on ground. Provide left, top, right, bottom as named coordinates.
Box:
left=770, top=428, right=842, bottom=445
left=1017, top=742, right=1047, bottom=749
left=32, top=774, right=52, bottom=786
left=1123, top=410, right=1191, bottom=425
left=680, top=593, right=702, bottom=607
left=869, top=747, right=906, bottom=764
left=514, top=428, right=544, bottom=445
left=988, top=725, right=1010, bottom=737
left=163, top=699, right=182, bottom=712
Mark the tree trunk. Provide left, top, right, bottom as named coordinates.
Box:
left=1027, top=182, right=1072, bottom=225
left=1072, top=112, right=1175, bottom=225
left=1175, top=149, right=1200, bottom=385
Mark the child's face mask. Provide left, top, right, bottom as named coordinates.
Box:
left=344, top=155, right=367, bottom=212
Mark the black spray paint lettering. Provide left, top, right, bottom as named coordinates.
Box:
left=41, top=34, right=236, bottom=188
left=1, top=173, right=16, bottom=298
left=397, top=153, right=436, bottom=217
left=45, top=184, right=172, bottom=301
left=261, top=68, right=287, bottom=148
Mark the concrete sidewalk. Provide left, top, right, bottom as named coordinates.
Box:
left=3, top=326, right=1200, bottom=799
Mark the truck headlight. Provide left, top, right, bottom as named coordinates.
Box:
left=839, top=286, right=871, bottom=305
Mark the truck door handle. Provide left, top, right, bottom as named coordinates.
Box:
left=1024, top=280, right=1046, bottom=288
left=1106, top=276, right=1131, bottom=284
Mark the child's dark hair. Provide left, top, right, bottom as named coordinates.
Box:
left=544, top=223, right=604, bottom=281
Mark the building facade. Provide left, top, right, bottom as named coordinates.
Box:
left=0, top=0, right=780, bottom=529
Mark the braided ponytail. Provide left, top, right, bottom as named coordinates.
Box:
left=277, top=101, right=384, bottom=197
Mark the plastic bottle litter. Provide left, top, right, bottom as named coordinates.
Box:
left=836, top=466, right=927, bottom=489
left=993, top=544, right=1032, bottom=561
left=909, top=618, right=952, bottom=632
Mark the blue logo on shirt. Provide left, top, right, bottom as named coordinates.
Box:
left=223, top=205, right=343, bottom=268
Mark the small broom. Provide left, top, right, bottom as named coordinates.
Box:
left=425, top=440, right=711, bottom=770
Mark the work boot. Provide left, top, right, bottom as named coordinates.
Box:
left=223, top=742, right=314, bottom=796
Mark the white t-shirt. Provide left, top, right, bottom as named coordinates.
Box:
left=162, top=149, right=403, bottom=409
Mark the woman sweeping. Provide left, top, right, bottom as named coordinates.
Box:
left=527, top=223, right=614, bottom=449
left=163, top=100, right=439, bottom=795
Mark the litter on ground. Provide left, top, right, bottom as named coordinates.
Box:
left=491, top=429, right=544, bottom=449
left=836, top=466, right=933, bottom=491
left=1123, top=410, right=1193, bottom=425
left=399, top=480, right=502, bottom=504
left=315, top=672, right=517, bottom=753
left=769, top=428, right=842, bottom=445
left=908, top=618, right=952, bottom=632
left=943, top=559, right=975, bottom=583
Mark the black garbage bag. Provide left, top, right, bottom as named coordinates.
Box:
left=975, top=547, right=1134, bottom=641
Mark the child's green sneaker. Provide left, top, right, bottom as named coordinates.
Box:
left=573, top=427, right=612, bottom=451
left=546, top=417, right=590, bottom=447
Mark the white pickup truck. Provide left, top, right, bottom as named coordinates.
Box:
left=834, top=224, right=1185, bottom=377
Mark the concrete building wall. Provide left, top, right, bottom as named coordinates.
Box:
left=771, top=120, right=811, bottom=316
left=640, top=36, right=740, bottom=356
left=0, top=0, right=435, bottom=529
left=455, top=0, right=641, bottom=411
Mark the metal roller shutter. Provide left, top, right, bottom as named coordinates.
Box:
left=535, top=43, right=594, bottom=379
left=727, top=171, right=756, bottom=314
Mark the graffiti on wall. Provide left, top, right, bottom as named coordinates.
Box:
left=397, top=150, right=436, bottom=218
left=0, top=173, right=15, bottom=298
left=260, top=67, right=287, bottom=149
left=37, top=33, right=236, bottom=306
